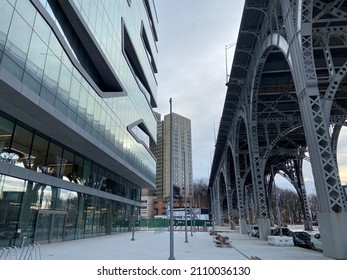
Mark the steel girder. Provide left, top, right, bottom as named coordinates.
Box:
left=209, top=0, right=347, bottom=259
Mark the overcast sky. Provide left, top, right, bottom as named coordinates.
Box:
left=155, top=0, right=245, bottom=181
left=153, top=0, right=347, bottom=193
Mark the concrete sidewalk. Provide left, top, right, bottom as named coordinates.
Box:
left=38, top=228, right=333, bottom=260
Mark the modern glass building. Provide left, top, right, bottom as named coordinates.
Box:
left=0, top=0, right=158, bottom=247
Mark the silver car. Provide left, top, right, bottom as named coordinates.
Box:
left=311, top=233, right=323, bottom=251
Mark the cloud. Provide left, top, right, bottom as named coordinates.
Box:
left=337, top=127, right=347, bottom=184
left=155, top=0, right=245, bottom=179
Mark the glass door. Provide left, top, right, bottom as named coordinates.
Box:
left=34, top=210, right=67, bottom=244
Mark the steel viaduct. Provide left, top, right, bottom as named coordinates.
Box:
left=208, top=0, right=347, bottom=259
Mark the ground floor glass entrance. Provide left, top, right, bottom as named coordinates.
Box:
left=0, top=174, right=139, bottom=248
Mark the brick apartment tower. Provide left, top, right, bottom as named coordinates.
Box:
left=149, top=112, right=193, bottom=216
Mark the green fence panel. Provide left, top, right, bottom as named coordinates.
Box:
left=140, top=219, right=212, bottom=228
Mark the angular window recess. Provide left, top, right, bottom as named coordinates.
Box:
left=122, top=19, right=156, bottom=107
left=141, top=22, right=157, bottom=74
left=46, top=0, right=125, bottom=97
left=127, top=119, right=156, bottom=152
left=143, top=0, right=158, bottom=42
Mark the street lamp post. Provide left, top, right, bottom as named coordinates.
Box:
left=190, top=184, right=194, bottom=236
left=190, top=188, right=193, bottom=236
left=168, top=98, right=175, bottom=260
left=131, top=194, right=135, bottom=241
left=184, top=151, right=188, bottom=243
left=192, top=184, right=196, bottom=233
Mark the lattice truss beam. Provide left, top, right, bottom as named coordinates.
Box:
left=211, top=0, right=347, bottom=228
left=255, top=0, right=347, bottom=214
left=273, top=158, right=313, bottom=226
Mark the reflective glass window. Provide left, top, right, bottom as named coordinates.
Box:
left=1, top=175, right=25, bottom=194
left=0, top=0, right=14, bottom=51
left=69, top=75, right=81, bottom=112
left=15, top=0, right=36, bottom=26
left=82, top=158, right=91, bottom=186
left=48, top=32, right=62, bottom=58
left=93, top=102, right=101, bottom=132
left=22, top=72, right=41, bottom=95
left=40, top=86, right=56, bottom=106
left=0, top=176, right=24, bottom=247
left=67, top=108, right=77, bottom=124
left=51, top=209, right=66, bottom=240
left=30, top=133, right=49, bottom=172
left=57, top=64, right=72, bottom=102
left=46, top=142, right=63, bottom=177
left=40, top=186, right=52, bottom=209
left=64, top=190, right=78, bottom=241
left=61, top=51, right=73, bottom=70
left=61, top=148, right=75, bottom=181
left=33, top=12, right=51, bottom=44
left=0, top=114, right=14, bottom=155
left=56, top=188, right=70, bottom=211
left=11, top=124, right=33, bottom=168
left=85, top=123, right=92, bottom=135
left=83, top=194, right=94, bottom=238
left=78, top=85, right=88, bottom=117
left=55, top=97, right=68, bottom=115
left=92, top=198, right=102, bottom=236
left=26, top=32, right=47, bottom=83
left=86, top=94, right=95, bottom=126
left=90, top=162, right=99, bottom=189
left=77, top=115, right=85, bottom=130
left=42, top=50, right=60, bottom=92
left=5, top=11, right=32, bottom=68
left=1, top=53, right=24, bottom=81
left=17, top=180, right=39, bottom=244
left=97, top=166, right=105, bottom=190
left=73, top=154, right=84, bottom=184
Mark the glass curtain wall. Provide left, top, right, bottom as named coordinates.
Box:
left=0, top=112, right=140, bottom=247
left=0, top=112, right=140, bottom=195
left=0, top=174, right=136, bottom=247
left=0, top=0, right=156, bottom=182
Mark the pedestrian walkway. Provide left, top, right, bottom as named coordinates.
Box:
left=38, top=227, right=333, bottom=260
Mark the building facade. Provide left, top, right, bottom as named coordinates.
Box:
left=0, top=0, right=158, bottom=247
left=162, top=113, right=193, bottom=198
left=150, top=112, right=163, bottom=199
left=160, top=113, right=193, bottom=198
left=145, top=112, right=193, bottom=217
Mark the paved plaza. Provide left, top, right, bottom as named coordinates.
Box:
left=37, top=227, right=333, bottom=260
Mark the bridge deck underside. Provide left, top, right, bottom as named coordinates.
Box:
left=211, top=0, right=347, bottom=182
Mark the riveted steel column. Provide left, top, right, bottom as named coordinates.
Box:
left=224, top=160, right=235, bottom=229
left=281, top=0, right=347, bottom=259
left=213, top=178, right=222, bottom=225
left=234, top=151, right=247, bottom=234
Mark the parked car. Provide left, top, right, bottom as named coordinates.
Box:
left=311, top=233, right=323, bottom=251
left=247, top=225, right=259, bottom=237
left=289, top=231, right=312, bottom=248
left=272, top=226, right=292, bottom=236
left=251, top=226, right=259, bottom=238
